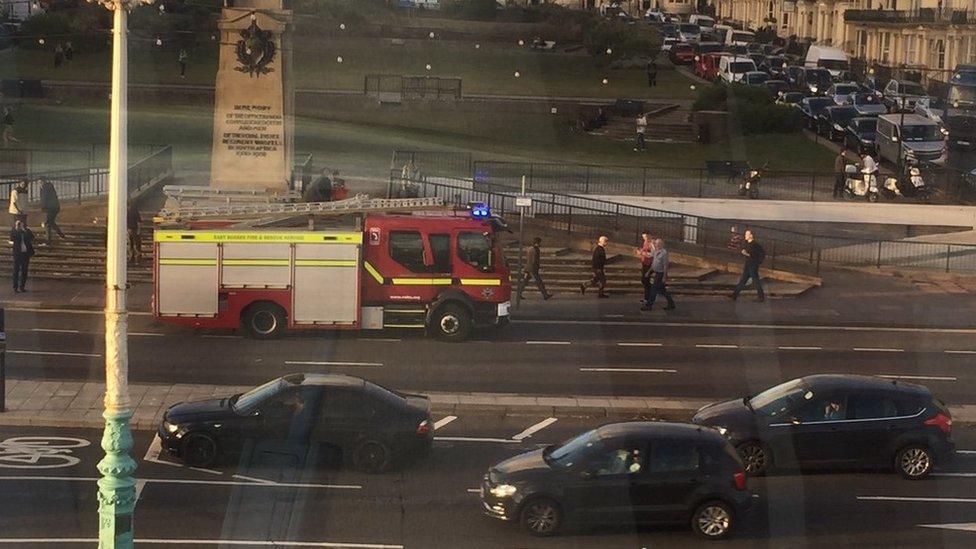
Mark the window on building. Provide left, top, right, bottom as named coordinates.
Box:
left=857, top=30, right=868, bottom=59
left=969, top=37, right=976, bottom=64
left=936, top=39, right=946, bottom=69
left=782, top=12, right=790, bottom=29
left=881, top=33, right=891, bottom=64
left=905, top=35, right=917, bottom=64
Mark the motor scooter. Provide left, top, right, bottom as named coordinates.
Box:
left=738, top=163, right=766, bottom=199
left=843, top=164, right=879, bottom=202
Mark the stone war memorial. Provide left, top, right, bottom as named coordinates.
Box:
left=211, top=0, right=294, bottom=191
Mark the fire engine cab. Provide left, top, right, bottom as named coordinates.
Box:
left=152, top=206, right=511, bottom=341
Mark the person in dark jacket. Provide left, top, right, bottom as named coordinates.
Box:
left=10, top=219, right=35, bottom=292
left=39, top=179, right=67, bottom=246
left=518, top=236, right=552, bottom=300
left=643, top=238, right=676, bottom=311
left=731, top=229, right=766, bottom=302
left=580, top=235, right=609, bottom=298
left=127, top=202, right=141, bottom=266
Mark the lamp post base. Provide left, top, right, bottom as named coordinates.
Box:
left=97, top=408, right=137, bottom=549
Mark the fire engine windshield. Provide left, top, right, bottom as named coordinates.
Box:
left=458, top=231, right=494, bottom=272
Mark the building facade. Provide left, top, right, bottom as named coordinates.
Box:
left=713, top=1, right=976, bottom=76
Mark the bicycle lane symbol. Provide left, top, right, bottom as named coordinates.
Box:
left=0, top=437, right=91, bottom=469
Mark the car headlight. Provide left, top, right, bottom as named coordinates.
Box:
left=941, top=128, right=950, bottom=136
left=163, top=421, right=179, bottom=434
left=714, top=426, right=728, bottom=436
left=489, top=484, right=517, bottom=498
left=834, top=124, right=843, bottom=131
left=810, top=86, right=818, bottom=93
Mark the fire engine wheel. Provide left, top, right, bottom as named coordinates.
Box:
left=430, top=303, right=471, bottom=342
left=243, top=302, right=286, bottom=339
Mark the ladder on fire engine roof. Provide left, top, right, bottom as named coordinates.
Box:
left=156, top=193, right=447, bottom=224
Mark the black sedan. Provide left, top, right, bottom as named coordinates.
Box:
left=692, top=374, right=955, bottom=479
left=817, top=105, right=858, bottom=141
left=776, top=91, right=806, bottom=108
left=799, top=96, right=835, bottom=130
left=158, top=373, right=433, bottom=472
left=845, top=116, right=878, bottom=154
left=763, top=79, right=789, bottom=97
left=481, top=422, right=752, bottom=539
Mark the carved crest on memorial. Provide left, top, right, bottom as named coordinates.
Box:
left=235, top=18, right=276, bottom=77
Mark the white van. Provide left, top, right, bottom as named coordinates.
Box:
left=726, top=30, right=755, bottom=48
left=689, top=14, right=715, bottom=34
left=719, top=56, right=757, bottom=84
left=876, top=114, right=947, bottom=165
left=804, top=46, right=849, bottom=79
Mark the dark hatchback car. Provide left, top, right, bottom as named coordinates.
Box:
left=845, top=116, right=878, bottom=154
left=800, top=96, right=835, bottom=130
left=692, top=375, right=955, bottom=479
left=763, top=79, right=789, bottom=96
left=817, top=105, right=858, bottom=141
left=159, top=373, right=433, bottom=472
left=481, top=422, right=752, bottom=540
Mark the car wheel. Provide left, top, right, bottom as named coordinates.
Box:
left=896, top=445, right=934, bottom=480
left=242, top=302, right=286, bottom=339
left=520, top=498, right=562, bottom=537
left=182, top=433, right=218, bottom=468
left=353, top=439, right=391, bottom=473
left=736, top=441, right=770, bottom=475
left=430, top=303, right=471, bottom=342
left=692, top=500, right=734, bottom=540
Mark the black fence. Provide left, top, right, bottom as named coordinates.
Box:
left=391, top=150, right=474, bottom=180
left=396, top=172, right=976, bottom=274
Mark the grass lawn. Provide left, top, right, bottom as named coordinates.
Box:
left=15, top=100, right=835, bottom=180
left=0, top=37, right=696, bottom=101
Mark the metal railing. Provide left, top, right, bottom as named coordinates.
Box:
left=1, top=145, right=173, bottom=207
left=0, top=147, right=93, bottom=177
left=844, top=8, right=976, bottom=25
left=395, top=172, right=976, bottom=274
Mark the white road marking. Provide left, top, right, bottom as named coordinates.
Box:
left=512, top=418, right=558, bottom=441
left=878, top=374, right=957, bottom=381
left=466, top=488, right=481, bottom=493
left=617, top=342, right=663, bottom=347
left=932, top=473, right=976, bottom=477
left=0, top=539, right=402, bottom=548
left=135, top=479, right=148, bottom=502
left=853, top=348, right=904, bottom=353
left=284, top=361, right=383, bottom=367
left=604, top=314, right=625, bottom=318
left=513, top=319, right=976, bottom=334
left=232, top=474, right=275, bottom=485
left=858, top=496, right=976, bottom=503
left=130, top=332, right=166, bottom=337
left=525, top=341, right=571, bottom=345
left=433, top=416, right=458, bottom=430
left=0, top=476, right=361, bottom=490
left=434, top=436, right=520, bottom=444
left=579, top=367, right=677, bottom=373
left=29, top=328, right=80, bottom=334
left=358, top=338, right=402, bottom=342
left=202, top=335, right=242, bottom=339
left=189, top=467, right=222, bottom=475
left=945, top=350, right=976, bottom=355
left=919, top=523, right=976, bottom=532
left=956, top=450, right=976, bottom=455
left=778, top=346, right=822, bottom=351
left=695, top=344, right=738, bottom=349
left=6, top=350, right=101, bottom=358
left=143, top=435, right=163, bottom=463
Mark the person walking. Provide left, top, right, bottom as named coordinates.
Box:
left=10, top=219, right=35, bottom=292
left=2, top=107, right=20, bottom=146
left=731, top=229, right=766, bottom=302
left=518, top=236, right=552, bottom=301
left=178, top=48, right=188, bottom=79
left=39, top=179, right=66, bottom=246
left=634, top=112, right=648, bottom=152
left=834, top=147, right=849, bottom=198
left=635, top=230, right=657, bottom=307
left=64, top=41, right=74, bottom=62
left=643, top=237, right=676, bottom=311
left=127, top=202, right=142, bottom=266
left=580, top=235, right=610, bottom=298
left=54, top=43, right=64, bottom=68
left=646, top=59, right=658, bottom=87
left=8, top=180, right=28, bottom=224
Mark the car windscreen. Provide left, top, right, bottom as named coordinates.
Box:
left=808, top=98, right=834, bottom=113
left=818, top=59, right=848, bottom=70
left=807, top=70, right=832, bottom=86
left=731, top=32, right=754, bottom=43
left=233, top=378, right=286, bottom=411
left=949, top=85, right=976, bottom=106
left=680, top=24, right=700, bottom=33
left=853, top=118, right=877, bottom=132
left=833, top=85, right=857, bottom=95
left=829, top=108, right=857, bottom=124
left=730, top=62, right=754, bottom=73
left=900, top=82, right=926, bottom=96
left=696, top=17, right=714, bottom=26
left=698, top=43, right=722, bottom=53
left=854, top=93, right=880, bottom=105
left=750, top=379, right=812, bottom=417
left=545, top=430, right=604, bottom=469
left=747, top=73, right=768, bottom=84
left=784, top=93, right=804, bottom=103
left=901, top=124, right=943, bottom=142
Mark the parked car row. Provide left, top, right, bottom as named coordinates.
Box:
left=157, top=373, right=956, bottom=541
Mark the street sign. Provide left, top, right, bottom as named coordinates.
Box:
left=515, top=196, right=532, bottom=208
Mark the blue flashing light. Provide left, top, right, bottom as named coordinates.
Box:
left=470, top=203, right=491, bottom=219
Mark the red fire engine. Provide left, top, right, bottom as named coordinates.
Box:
left=152, top=204, right=511, bottom=341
